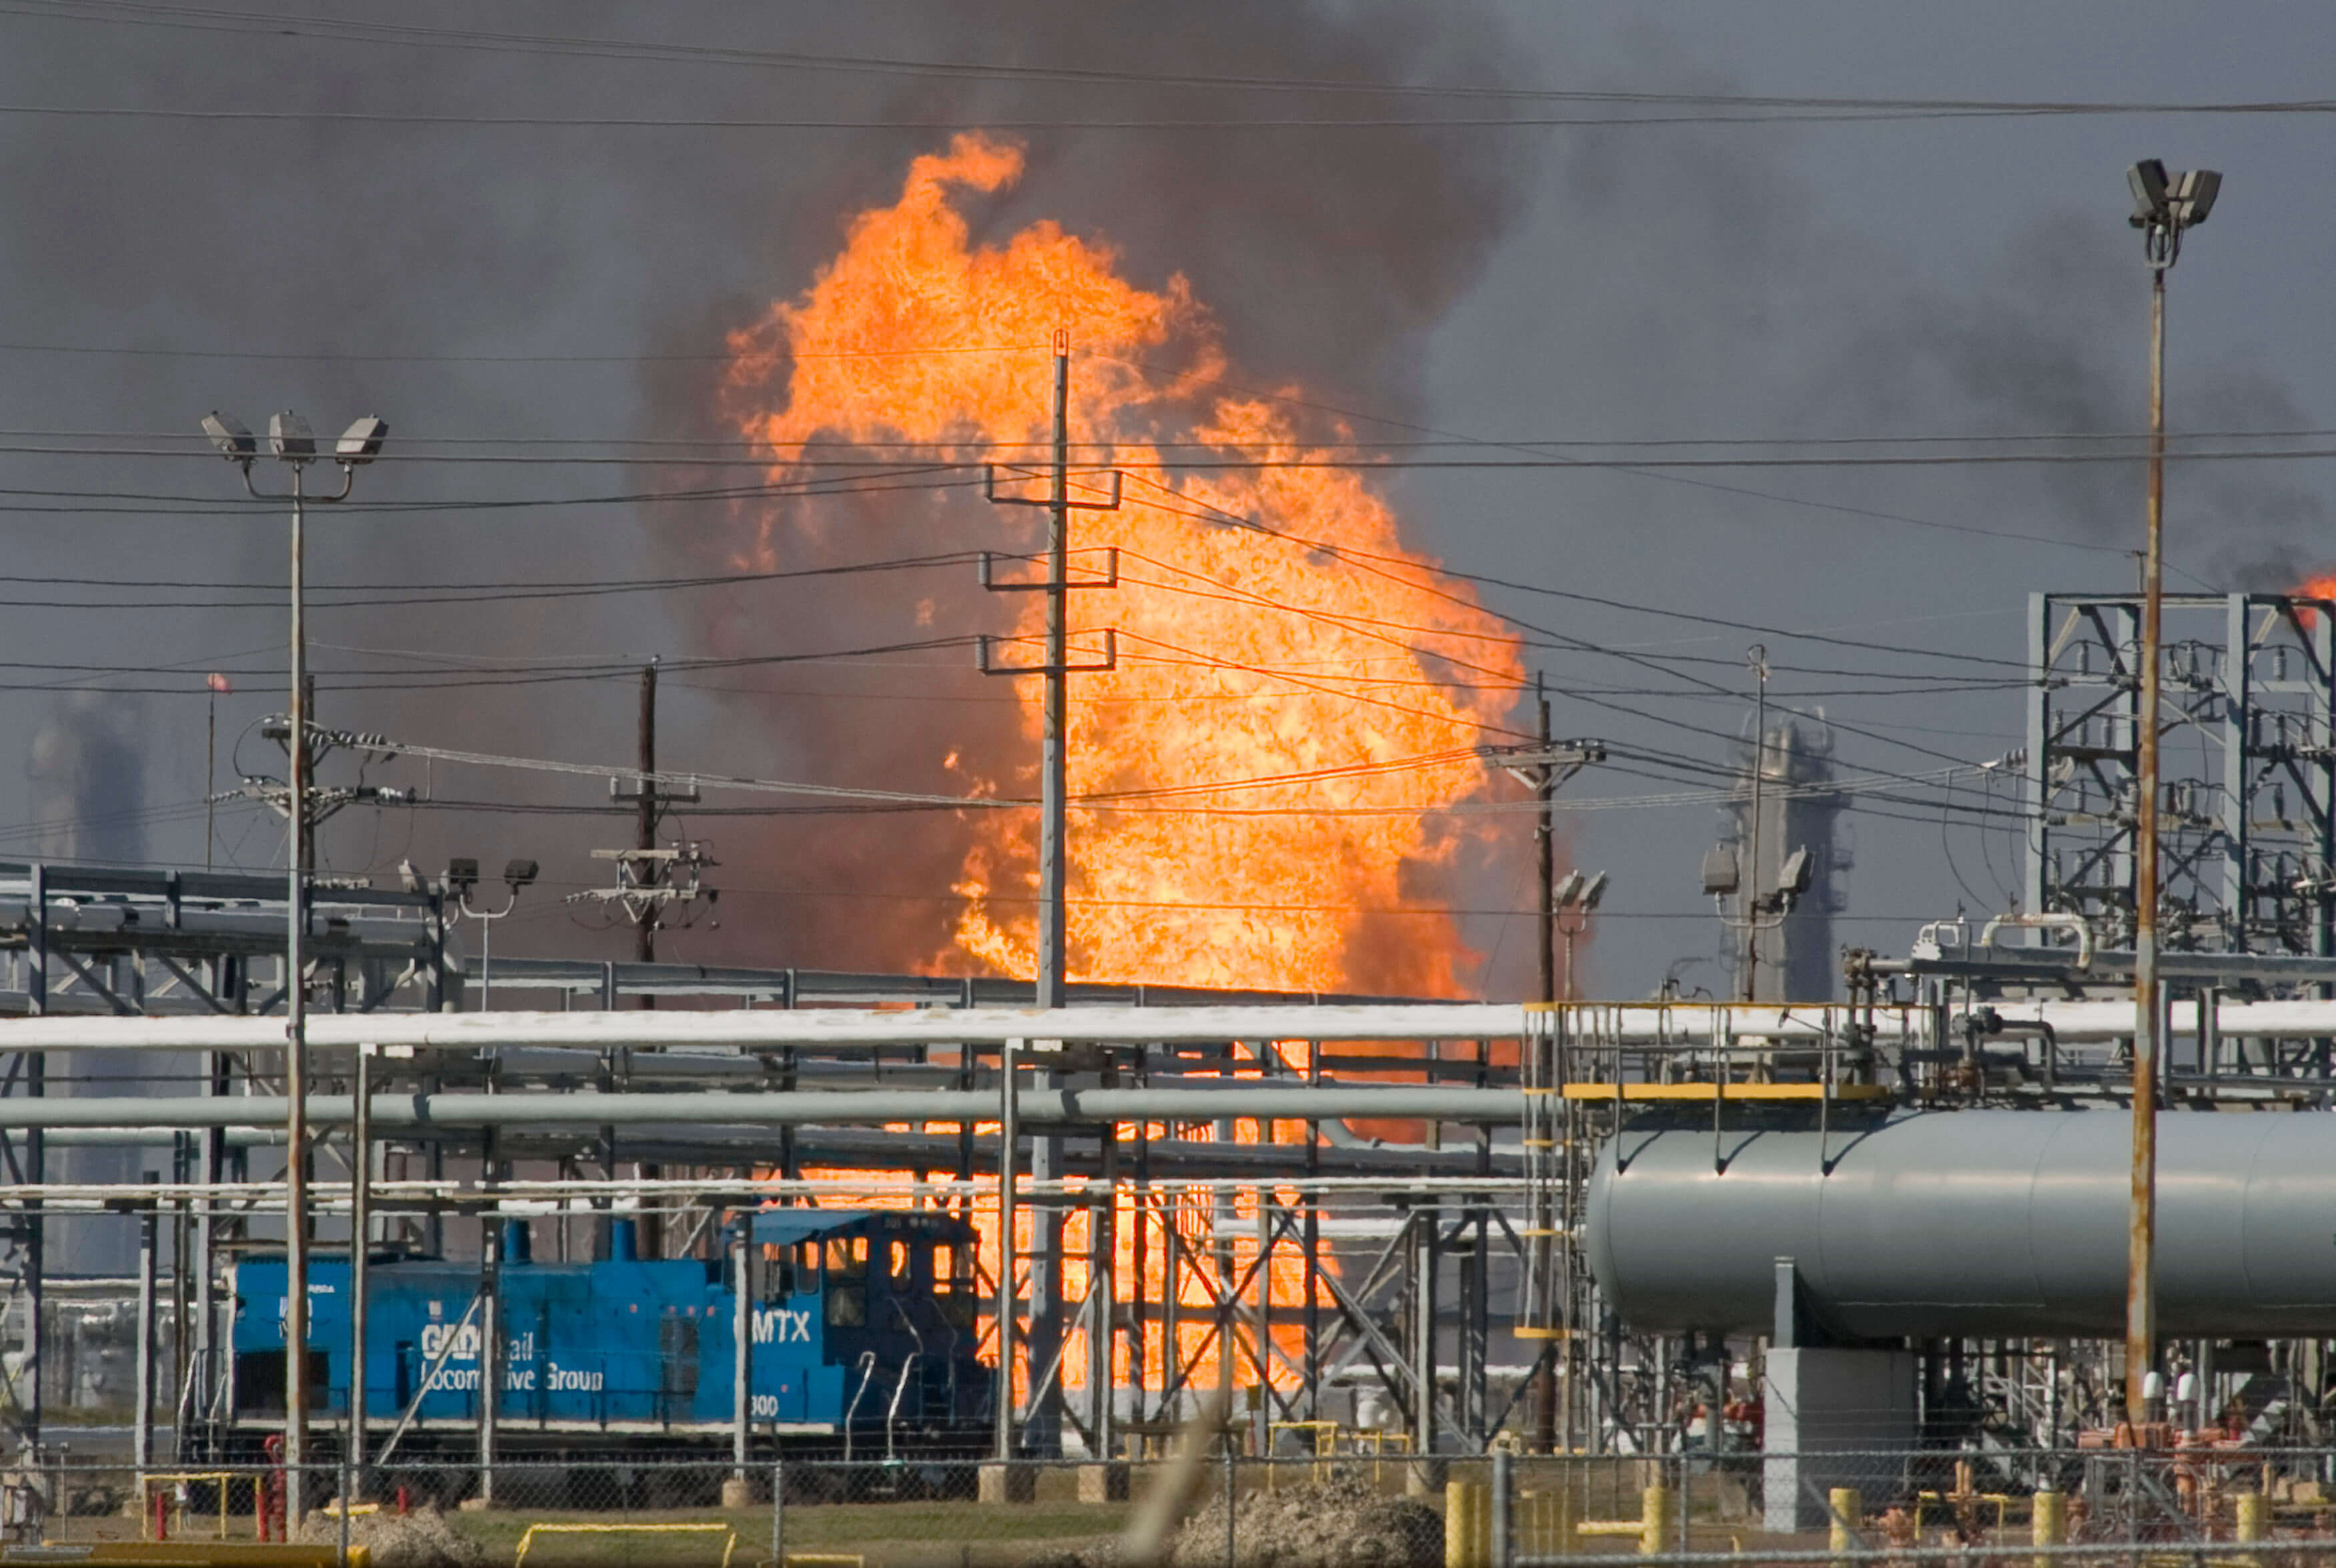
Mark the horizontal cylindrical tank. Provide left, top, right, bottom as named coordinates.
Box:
left=1584, top=1109, right=2336, bottom=1339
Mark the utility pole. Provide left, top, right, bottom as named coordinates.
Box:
left=636, top=660, right=659, bottom=969
left=2123, top=158, right=2221, bottom=1427
left=1493, top=689, right=1602, bottom=1456
left=633, top=662, right=661, bottom=1255
left=1742, top=645, right=1770, bottom=1003
left=979, top=332, right=1120, bottom=1457
left=1536, top=675, right=1557, bottom=1012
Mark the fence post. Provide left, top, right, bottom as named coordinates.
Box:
left=1492, top=1449, right=1512, bottom=1568
left=770, top=1459, right=784, bottom=1568
left=1224, top=1444, right=1237, bottom=1568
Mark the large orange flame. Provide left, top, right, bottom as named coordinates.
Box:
left=732, top=135, right=1528, bottom=1400
left=724, top=134, right=1522, bottom=998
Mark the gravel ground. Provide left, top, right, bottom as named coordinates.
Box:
left=1027, top=1478, right=1441, bottom=1568
left=298, top=1505, right=489, bottom=1568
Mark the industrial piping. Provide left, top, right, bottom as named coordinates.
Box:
left=5, top=998, right=2336, bottom=1050
left=1585, top=1108, right=2336, bottom=1339
left=0, top=1084, right=1525, bottom=1130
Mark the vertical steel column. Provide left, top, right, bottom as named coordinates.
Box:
left=1303, top=1041, right=1321, bottom=1425
left=134, top=1196, right=156, bottom=1481
left=2222, top=595, right=2253, bottom=947
left=1412, top=1212, right=1436, bottom=1456
left=348, top=1044, right=372, bottom=1494
left=2310, top=599, right=2336, bottom=969
left=1088, top=1055, right=1117, bottom=1459
left=732, top=1222, right=752, bottom=1477
left=994, top=1039, right=1018, bottom=1461
left=19, top=863, right=43, bottom=1449
left=478, top=1222, right=499, bottom=1507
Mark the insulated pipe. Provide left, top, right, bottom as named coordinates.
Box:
left=0, top=1085, right=1525, bottom=1130
left=9, top=998, right=2336, bottom=1051
left=1586, top=1109, right=2336, bottom=1339
left=0, top=1004, right=1528, bottom=1050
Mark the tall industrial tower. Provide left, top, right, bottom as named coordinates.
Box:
left=2025, top=591, right=2336, bottom=957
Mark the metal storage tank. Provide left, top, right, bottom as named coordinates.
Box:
left=1584, top=1108, right=2336, bottom=1340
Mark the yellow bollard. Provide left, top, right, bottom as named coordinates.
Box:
left=2235, top=1489, right=2267, bottom=1568
left=2032, top=1489, right=2066, bottom=1568
left=1446, top=1480, right=1490, bottom=1568
left=1640, top=1483, right=1679, bottom=1556
left=1828, top=1487, right=1863, bottom=1565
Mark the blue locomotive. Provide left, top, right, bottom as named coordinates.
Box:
left=225, top=1208, right=992, bottom=1462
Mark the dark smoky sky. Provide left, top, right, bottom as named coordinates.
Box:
left=0, top=1, right=2329, bottom=998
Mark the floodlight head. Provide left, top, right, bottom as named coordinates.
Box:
left=2170, top=168, right=2221, bottom=227
left=1552, top=870, right=1586, bottom=908
left=336, top=415, right=389, bottom=466
left=1700, top=845, right=1740, bottom=897
left=503, top=857, right=539, bottom=889
left=2128, top=159, right=2170, bottom=228
left=1578, top=871, right=1609, bottom=912
left=268, top=411, right=316, bottom=462
left=1777, top=845, right=1815, bottom=898
left=200, top=412, right=256, bottom=464
left=445, top=857, right=479, bottom=893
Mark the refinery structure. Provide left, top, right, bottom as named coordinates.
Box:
left=5, top=13, right=2336, bottom=1563
left=6, top=580, right=2336, bottom=1537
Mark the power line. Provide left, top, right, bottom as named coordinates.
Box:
left=11, top=0, right=2336, bottom=133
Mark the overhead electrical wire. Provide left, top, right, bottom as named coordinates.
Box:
left=11, top=0, right=2336, bottom=135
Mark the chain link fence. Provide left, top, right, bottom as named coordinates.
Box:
left=7, top=1448, right=2336, bottom=1567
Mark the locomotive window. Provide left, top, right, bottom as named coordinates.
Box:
left=888, top=1240, right=910, bottom=1282
left=826, top=1236, right=866, bottom=1278
left=932, top=1244, right=956, bottom=1291
left=826, top=1282, right=866, bottom=1327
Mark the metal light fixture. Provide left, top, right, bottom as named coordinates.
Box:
left=268, top=411, right=316, bottom=461
left=1700, top=845, right=1740, bottom=897
left=1776, top=847, right=1815, bottom=899
left=200, top=411, right=256, bottom=463
left=1574, top=871, right=1609, bottom=912
left=336, top=416, right=390, bottom=465
left=503, top=858, right=540, bottom=891
left=1554, top=868, right=1610, bottom=1002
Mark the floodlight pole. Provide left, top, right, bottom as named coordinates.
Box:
left=2128, top=215, right=2172, bottom=1430
left=283, top=458, right=312, bottom=1515
left=202, top=412, right=372, bottom=1520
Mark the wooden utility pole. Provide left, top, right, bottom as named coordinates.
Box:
left=635, top=661, right=661, bottom=1256
left=978, top=334, right=1122, bottom=1459
left=636, top=660, right=659, bottom=969
left=1495, top=700, right=1603, bottom=1455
